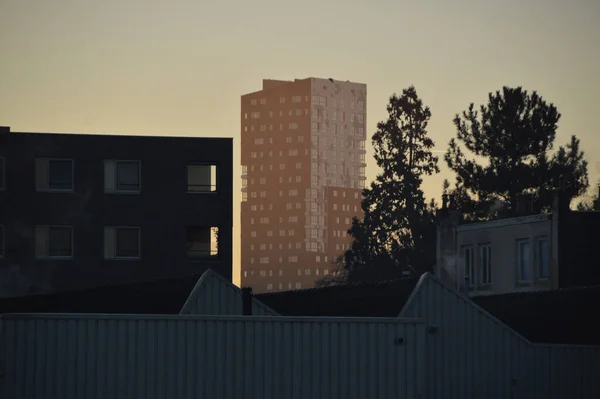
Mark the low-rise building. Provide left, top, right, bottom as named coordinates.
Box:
left=436, top=196, right=600, bottom=296
left=0, top=126, right=233, bottom=296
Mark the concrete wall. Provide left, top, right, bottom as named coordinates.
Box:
left=0, top=314, right=428, bottom=399
left=0, top=132, right=233, bottom=296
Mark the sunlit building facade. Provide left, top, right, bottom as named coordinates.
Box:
left=241, top=78, right=367, bottom=292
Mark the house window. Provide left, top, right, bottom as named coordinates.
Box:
left=186, top=226, right=219, bottom=259
left=295, top=282, right=301, bottom=289
left=0, top=157, right=4, bottom=190
left=463, top=246, right=474, bottom=289
left=35, top=159, right=73, bottom=191
left=0, top=225, right=4, bottom=258
left=537, top=237, right=550, bottom=280
left=479, top=244, right=492, bottom=285
left=104, top=160, right=140, bottom=193
left=104, top=227, right=140, bottom=259
left=517, top=239, right=532, bottom=283
left=35, top=226, right=73, bottom=259
left=187, top=164, right=217, bottom=192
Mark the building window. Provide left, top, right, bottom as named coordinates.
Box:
left=35, top=159, right=73, bottom=191
left=0, top=225, right=3, bottom=258
left=295, top=282, right=302, bottom=289
left=35, top=226, right=73, bottom=259
left=479, top=244, right=492, bottom=285
left=104, top=227, right=140, bottom=259
left=186, top=226, right=219, bottom=259
left=104, top=160, right=141, bottom=193
left=536, top=236, right=550, bottom=280
left=0, top=157, right=4, bottom=190
left=517, top=239, right=531, bottom=283
left=266, top=284, right=273, bottom=290
left=187, top=164, right=217, bottom=192
left=463, top=246, right=474, bottom=289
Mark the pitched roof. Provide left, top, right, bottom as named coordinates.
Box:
left=255, top=278, right=419, bottom=317
left=0, top=272, right=202, bottom=314
left=180, top=269, right=278, bottom=316
left=472, top=285, right=600, bottom=346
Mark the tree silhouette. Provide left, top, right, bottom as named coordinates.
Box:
left=445, top=86, right=588, bottom=218
left=330, top=86, right=439, bottom=283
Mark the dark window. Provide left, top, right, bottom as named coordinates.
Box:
left=187, top=164, right=217, bottom=192
left=115, top=227, right=140, bottom=258
left=35, top=226, right=73, bottom=258
left=48, top=160, right=73, bottom=190
left=0, top=158, right=4, bottom=190
left=36, top=159, right=73, bottom=191
left=48, top=227, right=73, bottom=257
left=186, top=226, right=219, bottom=258
left=117, top=162, right=140, bottom=191
left=104, top=161, right=140, bottom=193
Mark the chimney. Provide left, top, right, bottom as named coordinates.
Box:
left=241, top=287, right=253, bottom=315
left=0, top=126, right=10, bottom=134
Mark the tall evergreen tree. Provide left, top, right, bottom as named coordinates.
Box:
left=338, top=86, right=439, bottom=282
left=445, top=86, right=588, bottom=218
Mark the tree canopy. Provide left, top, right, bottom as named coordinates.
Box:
left=445, top=86, right=588, bottom=219
left=334, top=86, right=439, bottom=283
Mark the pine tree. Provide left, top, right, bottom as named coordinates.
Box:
left=445, top=86, right=588, bottom=218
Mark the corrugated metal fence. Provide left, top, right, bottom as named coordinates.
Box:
left=0, top=314, right=427, bottom=399
left=400, top=273, right=600, bottom=399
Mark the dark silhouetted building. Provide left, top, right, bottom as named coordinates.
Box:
left=0, top=127, right=233, bottom=297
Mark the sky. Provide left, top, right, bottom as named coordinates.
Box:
left=1, top=0, right=599, bottom=286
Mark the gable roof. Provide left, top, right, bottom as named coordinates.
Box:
left=0, top=272, right=202, bottom=314
left=401, top=273, right=600, bottom=346
left=471, top=285, right=600, bottom=346
left=180, top=269, right=278, bottom=316
left=255, top=278, right=419, bottom=317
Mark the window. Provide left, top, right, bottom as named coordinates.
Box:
left=36, top=159, right=73, bottom=191
left=517, top=239, right=531, bottom=283
left=104, top=227, right=140, bottom=259
left=537, top=237, right=550, bottom=280
left=463, top=246, right=474, bottom=289
left=187, top=164, right=217, bottom=192
left=0, top=157, right=4, bottom=190
left=295, top=282, right=302, bottom=289
left=186, top=226, right=219, bottom=259
left=35, top=226, right=73, bottom=259
left=479, top=244, right=492, bottom=285
left=104, top=160, right=140, bottom=193
left=0, top=225, right=3, bottom=258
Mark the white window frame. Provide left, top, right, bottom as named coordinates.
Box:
left=104, top=160, right=141, bottom=194
left=0, top=157, right=5, bottom=191
left=104, top=226, right=141, bottom=260
left=35, top=225, right=74, bottom=259
left=35, top=158, right=74, bottom=192
left=536, top=236, right=550, bottom=281
left=517, top=239, right=532, bottom=284
left=187, top=163, right=218, bottom=193
left=0, top=225, right=4, bottom=258
left=478, top=243, right=492, bottom=286
left=462, top=246, right=475, bottom=289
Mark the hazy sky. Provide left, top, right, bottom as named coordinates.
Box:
left=2, top=0, right=599, bottom=285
